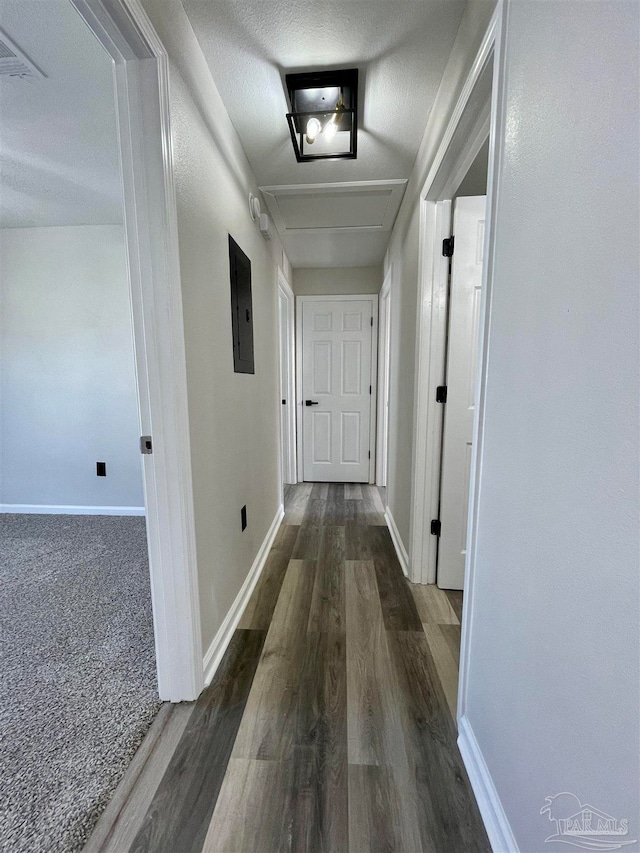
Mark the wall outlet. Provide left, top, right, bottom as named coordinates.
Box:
left=96, top=462, right=107, bottom=477
left=241, top=505, right=247, bottom=531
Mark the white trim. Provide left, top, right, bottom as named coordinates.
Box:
left=458, top=715, right=519, bottom=853
left=410, top=199, right=452, bottom=584
left=278, top=269, right=297, bottom=488
left=71, top=0, right=202, bottom=702
left=296, top=295, right=304, bottom=482
left=295, top=294, right=381, bottom=301
left=458, top=0, right=507, bottom=721
left=368, top=297, right=379, bottom=484
left=261, top=179, right=408, bottom=194
left=384, top=507, right=410, bottom=579
left=0, top=504, right=146, bottom=516
left=409, top=8, right=497, bottom=587
left=203, top=506, right=284, bottom=686
left=295, top=294, right=378, bottom=484
left=376, top=265, right=392, bottom=488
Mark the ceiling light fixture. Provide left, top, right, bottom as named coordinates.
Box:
left=285, top=68, right=358, bottom=162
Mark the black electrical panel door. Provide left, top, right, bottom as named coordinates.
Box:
left=229, top=235, right=255, bottom=374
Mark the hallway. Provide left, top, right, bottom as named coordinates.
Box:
left=94, top=484, right=489, bottom=852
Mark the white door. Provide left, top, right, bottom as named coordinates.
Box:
left=438, top=195, right=487, bottom=589
left=376, top=271, right=392, bottom=489
left=278, top=290, right=288, bottom=489
left=300, top=297, right=376, bottom=483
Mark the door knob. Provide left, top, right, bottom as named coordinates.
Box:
left=305, top=400, right=319, bottom=406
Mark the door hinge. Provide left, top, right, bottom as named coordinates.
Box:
left=140, top=435, right=153, bottom=454
left=368, top=450, right=371, bottom=459
left=436, top=385, right=447, bottom=403
left=431, top=519, right=441, bottom=536
left=370, top=316, right=374, bottom=326
left=369, top=385, right=372, bottom=395
left=442, top=236, right=455, bottom=257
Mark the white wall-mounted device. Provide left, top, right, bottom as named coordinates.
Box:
left=259, top=213, right=273, bottom=241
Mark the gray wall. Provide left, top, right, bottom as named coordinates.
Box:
left=292, top=266, right=382, bottom=296
left=465, top=1, right=639, bottom=848
left=141, top=0, right=290, bottom=656
left=455, top=137, right=488, bottom=197
left=0, top=225, right=143, bottom=509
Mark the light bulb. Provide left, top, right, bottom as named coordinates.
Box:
left=324, top=120, right=337, bottom=142
left=305, top=117, right=321, bottom=143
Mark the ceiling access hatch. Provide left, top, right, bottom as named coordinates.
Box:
left=259, top=180, right=407, bottom=235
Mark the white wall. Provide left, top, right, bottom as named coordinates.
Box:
left=464, top=1, right=639, bottom=849
left=384, top=0, right=497, bottom=548
left=455, top=137, right=488, bottom=198
left=292, top=266, right=381, bottom=296
left=0, top=225, right=143, bottom=510
left=140, top=0, right=290, bottom=656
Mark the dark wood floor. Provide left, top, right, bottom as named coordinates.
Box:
left=86, top=483, right=489, bottom=853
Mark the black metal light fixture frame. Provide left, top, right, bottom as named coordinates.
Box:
left=285, top=68, right=358, bottom=162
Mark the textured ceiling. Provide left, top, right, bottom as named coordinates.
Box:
left=181, top=0, right=466, bottom=266
left=0, top=0, right=468, bottom=262
left=181, top=0, right=467, bottom=188
left=0, top=0, right=122, bottom=228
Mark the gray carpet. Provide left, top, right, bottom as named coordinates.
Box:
left=0, top=514, right=162, bottom=853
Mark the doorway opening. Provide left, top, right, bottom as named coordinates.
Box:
left=407, top=6, right=497, bottom=737
left=0, top=3, right=157, bottom=849
left=1, top=0, right=202, bottom=848
left=409, top=19, right=495, bottom=591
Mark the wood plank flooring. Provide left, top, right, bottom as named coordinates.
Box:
left=85, top=484, right=488, bottom=853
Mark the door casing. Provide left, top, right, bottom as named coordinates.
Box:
left=376, top=266, right=393, bottom=490
left=296, top=294, right=378, bottom=484
left=409, top=3, right=504, bottom=742
left=409, top=12, right=496, bottom=588
left=71, top=0, right=202, bottom=702
left=277, top=269, right=296, bottom=492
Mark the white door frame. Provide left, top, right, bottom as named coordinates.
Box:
left=409, top=8, right=497, bottom=587
left=277, top=268, right=297, bottom=491
left=296, top=294, right=378, bottom=484
left=71, top=0, right=202, bottom=702
left=376, top=265, right=393, bottom=489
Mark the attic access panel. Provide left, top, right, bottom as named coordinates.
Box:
left=285, top=69, right=358, bottom=162
left=229, top=236, right=255, bottom=374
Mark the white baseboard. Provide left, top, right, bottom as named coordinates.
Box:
left=458, top=715, right=519, bottom=853
left=203, top=504, right=285, bottom=686
left=384, top=507, right=410, bottom=578
left=0, top=504, right=146, bottom=516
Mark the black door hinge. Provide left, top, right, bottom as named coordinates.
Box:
left=368, top=450, right=371, bottom=459
left=442, top=236, right=455, bottom=257
left=436, top=385, right=447, bottom=403
left=370, top=316, right=374, bottom=326
left=431, top=519, right=441, bottom=536
left=369, top=385, right=372, bottom=395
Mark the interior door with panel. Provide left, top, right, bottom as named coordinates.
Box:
left=438, top=195, right=487, bottom=589
left=278, top=289, right=288, bottom=489
left=301, top=297, right=376, bottom=483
